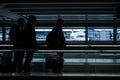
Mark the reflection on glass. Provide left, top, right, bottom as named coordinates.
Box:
left=35, top=28, right=52, bottom=41
left=32, top=58, right=114, bottom=63
left=87, top=59, right=113, bottom=63
left=5, top=27, right=10, bottom=41
left=66, top=29, right=85, bottom=41
left=35, top=27, right=85, bottom=41
left=116, top=59, right=120, bottom=63
left=0, top=27, right=2, bottom=41
left=88, top=27, right=113, bottom=41
left=117, top=28, right=120, bottom=41
left=5, top=27, right=115, bottom=42
left=32, top=52, right=119, bottom=63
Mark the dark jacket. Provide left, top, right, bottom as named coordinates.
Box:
left=46, top=26, right=66, bottom=49
left=24, top=24, right=36, bottom=48
left=9, top=24, right=25, bottom=48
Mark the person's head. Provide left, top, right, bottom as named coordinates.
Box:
left=56, top=18, right=64, bottom=27
left=27, top=16, right=37, bottom=25
left=17, top=18, right=25, bottom=27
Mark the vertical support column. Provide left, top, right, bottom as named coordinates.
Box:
left=114, top=24, right=117, bottom=44
left=85, top=13, right=88, bottom=44
left=85, top=26, right=88, bottom=44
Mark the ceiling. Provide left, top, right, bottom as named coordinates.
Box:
left=0, top=0, right=120, bottom=21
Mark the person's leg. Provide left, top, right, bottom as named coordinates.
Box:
left=17, top=51, right=25, bottom=73
left=24, top=51, right=33, bottom=73
left=12, top=51, right=19, bottom=73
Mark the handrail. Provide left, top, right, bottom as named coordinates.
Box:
left=0, top=49, right=120, bottom=53
left=0, top=44, right=120, bottom=47
left=0, top=44, right=120, bottom=52
left=1, top=44, right=120, bottom=47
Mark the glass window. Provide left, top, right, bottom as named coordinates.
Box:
left=0, top=27, right=2, bottom=41
left=5, top=27, right=10, bottom=41
left=32, top=58, right=45, bottom=62
left=117, top=27, right=120, bottom=41
left=31, top=58, right=114, bottom=63
left=64, top=58, right=86, bottom=63
left=116, top=59, right=120, bottom=63
left=88, top=27, right=113, bottom=41
left=87, top=59, right=114, bottom=63
left=35, top=27, right=85, bottom=41
left=63, top=28, right=85, bottom=41
left=35, top=28, right=52, bottom=41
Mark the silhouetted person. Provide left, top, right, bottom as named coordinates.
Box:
left=23, top=16, right=36, bottom=73
left=9, top=18, right=26, bottom=73
left=46, top=19, right=66, bottom=73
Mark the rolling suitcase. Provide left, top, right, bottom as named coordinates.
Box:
left=45, top=55, right=64, bottom=73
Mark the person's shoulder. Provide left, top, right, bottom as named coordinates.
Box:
left=47, top=31, right=52, bottom=36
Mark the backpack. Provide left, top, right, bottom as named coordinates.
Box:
left=46, top=31, right=57, bottom=48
